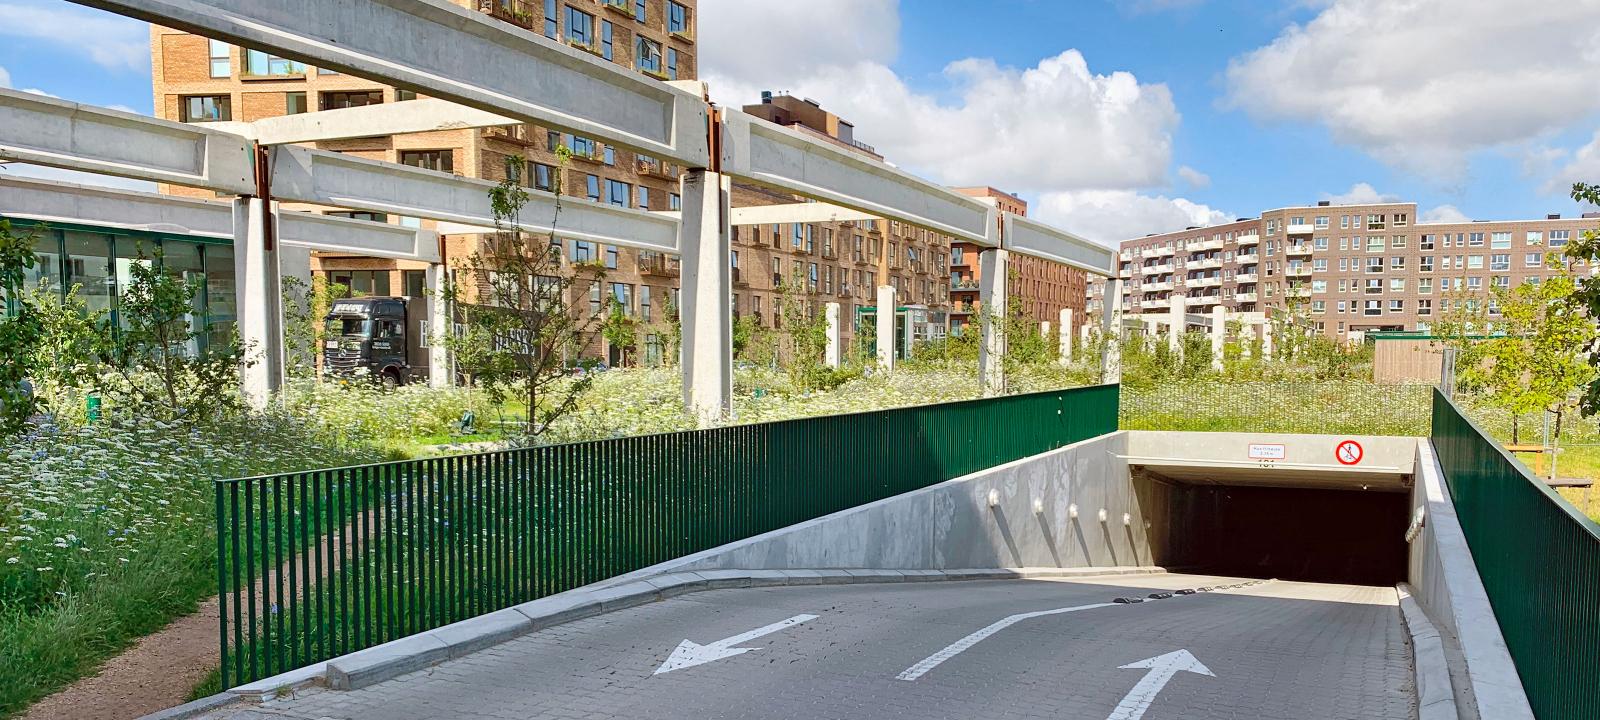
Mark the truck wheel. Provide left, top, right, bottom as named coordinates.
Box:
left=380, top=370, right=401, bottom=390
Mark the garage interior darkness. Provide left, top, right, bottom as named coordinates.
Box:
left=1138, top=469, right=1412, bottom=587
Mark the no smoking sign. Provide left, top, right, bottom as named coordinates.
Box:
left=1335, top=440, right=1364, bottom=466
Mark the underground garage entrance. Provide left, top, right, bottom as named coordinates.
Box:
left=1127, top=432, right=1416, bottom=587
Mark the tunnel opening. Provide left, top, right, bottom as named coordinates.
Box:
left=1143, top=472, right=1412, bottom=587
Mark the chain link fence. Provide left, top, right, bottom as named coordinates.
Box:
left=1120, top=381, right=1434, bottom=437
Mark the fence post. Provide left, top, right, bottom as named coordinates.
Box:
left=978, top=248, right=1009, bottom=397
left=1100, top=277, right=1123, bottom=384
left=1440, top=347, right=1457, bottom=400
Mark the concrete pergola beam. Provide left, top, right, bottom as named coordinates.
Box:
left=719, top=108, right=994, bottom=244
left=201, top=98, right=516, bottom=146
left=729, top=202, right=880, bottom=226
left=70, top=0, right=710, bottom=166
left=0, top=176, right=437, bottom=262
left=268, top=145, right=679, bottom=252
left=0, top=87, right=253, bottom=194
left=1001, top=213, right=1116, bottom=277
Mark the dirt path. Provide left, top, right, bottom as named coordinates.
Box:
left=21, top=507, right=378, bottom=720
left=19, top=601, right=222, bottom=720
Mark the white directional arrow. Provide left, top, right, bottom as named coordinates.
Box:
left=1106, top=649, right=1215, bottom=720
left=652, top=614, right=819, bottom=675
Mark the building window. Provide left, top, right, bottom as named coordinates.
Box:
left=573, top=240, right=596, bottom=263
left=1366, top=257, right=1383, bottom=273
left=320, top=90, right=383, bottom=110
left=1466, top=255, right=1484, bottom=270
left=1526, top=252, right=1543, bottom=268
left=327, top=210, right=388, bottom=223
left=640, top=285, right=652, bottom=321
left=1468, top=232, right=1485, bottom=247
left=1366, top=236, right=1385, bottom=252
left=1490, top=254, right=1510, bottom=271
left=585, top=174, right=601, bottom=201
left=1420, top=256, right=1433, bottom=273
left=208, top=40, right=230, bottom=78
left=602, top=145, right=615, bottom=165
left=1312, top=258, right=1327, bottom=272
left=1389, top=278, right=1406, bottom=293
left=668, top=1, right=690, bottom=32
left=606, top=246, right=620, bottom=270
left=637, top=185, right=651, bottom=210
left=1364, top=300, right=1382, bottom=316
left=1418, top=299, right=1432, bottom=316
left=1419, top=278, right=1433, bottom=294
left=1311, top=300, right=1325, bottom=313
left=544, top=0, right=558, bottom=38
left=1314, top=236, right=1328, bottom=250
left=589, top=284, right=602, bottom=314
left=569, top=135, right=597, bottom=159
left=397, top=89, right=417, bottom=101
left=565, top=6, right=594, bottom=46
left=1526, top=231, right=1543, bottom=245
left=1550, top=230, right=1571, bottom=247
left=1314, top=216, right=1329, bottom=229
left=285, top=92, right=307, bottom=115
left=601, top=20, right=614, bottom=60
left=634, top=0, right=646, bottom=22
left=1389, top=299, right=1405, bottom=313
left=605, top=179, right=631, bottom=207
left=636, top=36, right=662, bottom=74
left=1390, top=256, right=1406, bottom=270
left=1491, top=232, right=1512, bottom=249
left=666, top=48, right=679, bottom=79
left=180, top=95, right=231, bottom=122
left=669, top=193, right=681, bottom=211
left=244, top=48, right=305, bottom=77
left=400, top=150, right=453, bottom=173
left=533, top=162, right=555, bottom=191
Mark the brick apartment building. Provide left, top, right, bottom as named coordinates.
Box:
left=949, top=188, right=1088, bottom=339
left=150, top=0, right=698, bottom=364
left=1088, top=200, right=1600, bottom=341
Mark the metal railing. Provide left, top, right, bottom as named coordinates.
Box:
left=1431, top=389, right=1600, bottom=720
left=215, top=384, right=1119, bottom=687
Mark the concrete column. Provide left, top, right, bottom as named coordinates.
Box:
left=1100, top=277, right=1123, bottom=384
left=875, top=284, right=896, bottom=371
left=678, top=170, right=733, bottom=424
left=233, top=198, right=283, bottom=408
left=1262, top=319, right=1275, bottom=359
left=1040, top=320, right=1050, bottom=339
left=978, top=248, right=1009, bottom=396
left=1210, top=305, right=1226, bottom=371
left=1079, top=321, right=1090, bottom=345
left=1058, top=307, right=1073, bottom=365
left=1168, top=294, right=1184, bottom=353
left=426, top=263, right=452, bottom=388
left=823, top=301, right=841, bottom=369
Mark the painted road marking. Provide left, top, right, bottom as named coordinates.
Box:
left=897, top=580, right=1269, bottom=682
left=1106, top=649, right=1215, bottom=720
left=895, top=602, right=1116, bottom=681
left=1336, top=439, right=1364, bottom=465
left=653, top=614, right=819, bottom=675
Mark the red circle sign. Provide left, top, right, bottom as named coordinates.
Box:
left=1335, top=440, right=1364, bottom=466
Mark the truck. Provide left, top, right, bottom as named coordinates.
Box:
left=321, top=296, right=432, bottom=387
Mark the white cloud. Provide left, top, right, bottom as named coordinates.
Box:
left=1320, top=183, right=1399, bottom=206
left=1177, top=165, right=1210, bottom=189
left=701, top=1, right=1179, bottom=194
left=1224, top=0, right=1600, bottom=178
left=1541, top=129, right=1600, bottom=196
left=0, top=65, right=10, bottom=88
left=1421, top=205, right=1471, bottom=223
left=0, top=162, right=157, bottom=193
left=0, top=1, right=149, bottom=72
left=1033, top=191, right=1232, bottom=248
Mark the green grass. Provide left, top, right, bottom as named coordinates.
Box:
left=1120, top=381, right=1434, bottom=437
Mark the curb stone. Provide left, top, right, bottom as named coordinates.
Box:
left=165, top=565, right=1166, bottom=711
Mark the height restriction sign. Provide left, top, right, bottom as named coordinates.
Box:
left=1335, top=440, right=1364, bottom=466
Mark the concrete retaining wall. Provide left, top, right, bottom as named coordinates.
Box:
left=606, top=431, right=1157, bottom=579
left=1408, top=441, right=1534, bottom=720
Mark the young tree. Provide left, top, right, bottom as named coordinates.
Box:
left=100, top=253, right=245, bottom=421
left=442, top=152, right=602, bottom=438
left=599, top=296, right=639, bottom=367
left=0, top=219, right=45, bottom=433
left=1562, top=182, right=1600, bottom=416
left=1437, top=256, right=1597, bottom=444
left=281, top=275, right=350, bottom=379
left=773, top=280, right=835, bottom=390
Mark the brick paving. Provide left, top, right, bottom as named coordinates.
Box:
left=200, top=574, right=1414, bottom=720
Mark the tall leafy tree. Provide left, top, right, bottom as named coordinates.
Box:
left=1562, top=182, right=1600, bottom=417
left=0, top=219, right=45, bottom=433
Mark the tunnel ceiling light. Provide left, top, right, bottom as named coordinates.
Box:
left=1098, top=508, right=1109, bottom=523
left=1122, top=512, right=1132, bottom=527
left=1069, top=503, right=1079, bottom=519
left=1032, top=498, right=1044, bottom=514
left=987, top=489, right=1000, bottom=508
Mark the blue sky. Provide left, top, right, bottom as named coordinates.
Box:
left=4, top=0, right=1599, bottom=244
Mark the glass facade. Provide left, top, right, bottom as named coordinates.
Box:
left=7, top=220, right=237, bottom=349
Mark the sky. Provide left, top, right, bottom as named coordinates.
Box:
left=3, top=0, right=1600, bottom=245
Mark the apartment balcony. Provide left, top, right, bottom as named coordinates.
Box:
left=638, top=253, right=681, bottom=277
left=1143, top=262, right=1174, bottom=275
left=600, top=0, right=633, bottom=16
left=1186, top=238, right=1224, bottom=252
left=1287, top=244, right=1313, bottom=256
left=1190, top=257, right=1222, bottom=270
left=1187, top=276, right=1222, bottom=288
left=951, top=278, right=980, bottom=291
left=731, top=267, right=747, bottom=287
left=478, top=0, right=537, bottom=30
left=1286, top=266, right=1312, bottom=278
left=636, top=158, right=680, bottom=180
left=1186, top=295, right=1222, bottom=307
left=1118, top=267, right=1132, bottom=279
left=1287, top=223, right=1315, bottom=235
left=1234, top=292, right=1258, bottom=302
left=1119, top=250, right=1133, bottom=261
left=1288, top=286, right=1312, bottom=298
left=1236, top=253, right=1259, bottom=265
left=1146, top=246, right=1176, bottom=258
left=1234, top=272, right=1259, bottom=284
left=1141, top=280, right=1174, bottom=292
left=1235, top=233, right=1260, bottom=246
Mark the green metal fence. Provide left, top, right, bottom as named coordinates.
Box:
left=1431, top=388, right=1600, bottom=720
left=215, top=384, right=1118, bottom=687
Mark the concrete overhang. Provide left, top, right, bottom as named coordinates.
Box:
left=1123, top=431, right=1418, bottom=493
left=1003, top=213, right=1116, bottom=277
left=200, top=99, right=517, bottom=146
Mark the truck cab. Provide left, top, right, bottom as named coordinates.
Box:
left=322, top=296, right=429, bottom=387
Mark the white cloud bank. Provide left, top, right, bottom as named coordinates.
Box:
left=0, top=1, right=149, bottom=72
left=699, top=0, right=1228, bottom=245
left=1225, top=0, right=1600, bottom=180
left=1320, top=183, right=1400, bottom=206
